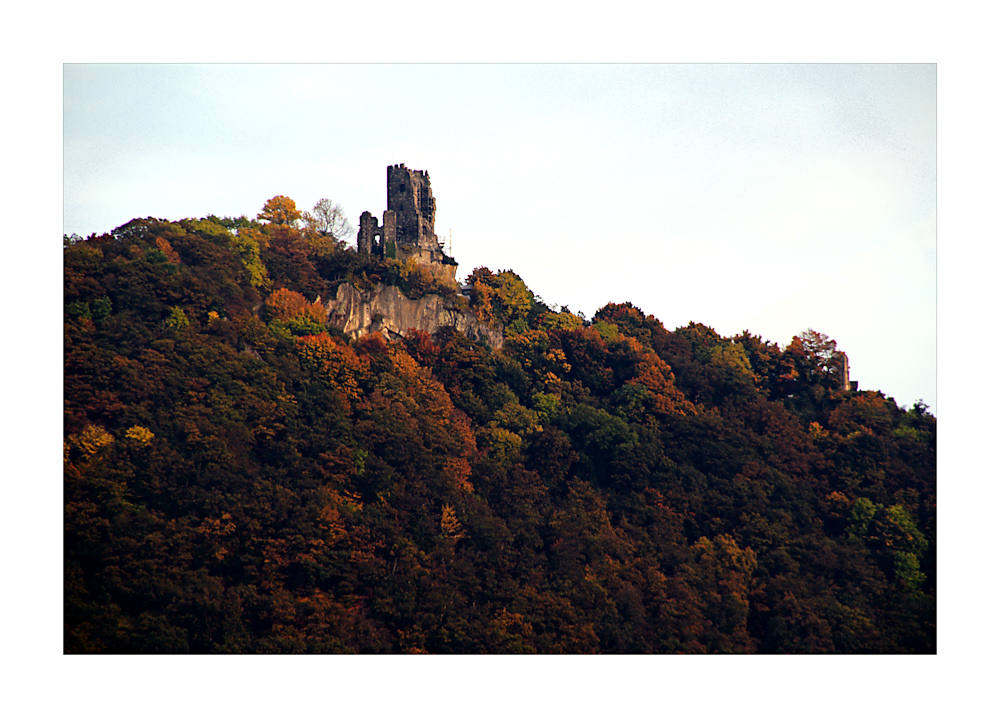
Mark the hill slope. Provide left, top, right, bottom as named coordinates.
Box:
left=64, top=208, right=935, bottom=653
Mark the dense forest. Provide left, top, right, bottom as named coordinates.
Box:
left=64, top=197, right=935, bottom=653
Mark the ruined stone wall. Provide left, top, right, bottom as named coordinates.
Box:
left=356, top=209, right=398, bottom=257
left=357, top=211, right=379, bottom=254
left=382, top=209, right=397, bottom=253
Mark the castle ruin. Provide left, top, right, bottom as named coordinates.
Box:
left=357, top=164, right=458, bottom=284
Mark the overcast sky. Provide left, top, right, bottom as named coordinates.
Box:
left=64, top=63, right=936, bottom=412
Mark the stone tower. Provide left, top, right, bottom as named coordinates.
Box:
left=387, top=164, right=437, bottom=252
left=356, top=164, right=457, bottom=284
left=831, top=351, right=857, bottom=392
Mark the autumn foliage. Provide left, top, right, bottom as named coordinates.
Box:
left=64, top=204, right=935, bottom=654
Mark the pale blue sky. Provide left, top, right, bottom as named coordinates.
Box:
left=64, top=63, right=936, bottom=412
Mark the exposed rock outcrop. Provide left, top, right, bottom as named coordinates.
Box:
left=325, top=282, right=503, bottom=349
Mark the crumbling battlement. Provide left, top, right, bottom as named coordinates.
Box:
left=357, top=164, right=456, bottom=284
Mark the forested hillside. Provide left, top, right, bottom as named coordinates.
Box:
left=64, top=199, right=935, bottom=653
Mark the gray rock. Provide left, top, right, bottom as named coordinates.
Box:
left=325, top=283, right=503, bottom=350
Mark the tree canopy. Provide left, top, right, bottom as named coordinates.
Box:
left=64, top=201, right=935, bottom=653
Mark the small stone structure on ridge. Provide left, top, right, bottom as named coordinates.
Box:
left=831, top=351, right=858, bottom=392
left=357, top=164, right=458, bottom=285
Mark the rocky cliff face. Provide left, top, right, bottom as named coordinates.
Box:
left=324, top=283, right=503, bottom=349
